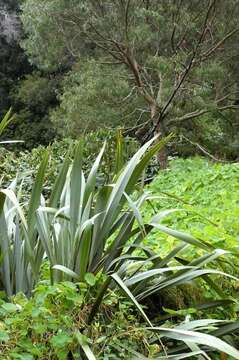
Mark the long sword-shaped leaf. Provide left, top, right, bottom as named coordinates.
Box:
left=84, top=143, right=105, bottom=206
left=137, top=269, right=238, bottom=301
left=125, top=134, right=173, bottom=195
left=125, top=266, right=194, bottom=287
left=0, top=189, right=35, bottom=265
left=49, top=153, right=71, bottom=208
left=89, top=186, right=111, bottom=269
left=36, top=209, right=55, bottom=264
left=75, top=331, right=96, bottom=360
left=111, top=273, right=153, bottom=327
left=0, top=140, right=24, bottom=144
left=0, top=193, right=12, bottom=296
left=148, top=351, right=209, bottom=359
left=103, top=212, right=136, bottom=272
left=115, top=128, right=124, bottom=174
left=188, top=249, right=229, bottom=268
left=14, top=215, right=24, bottom=294
left=70, top=141, right=84, bottom=237
left=151, top=223, right=212, bottom=251
left=77, top=222, right=93, bottom=280
left=177, top=319, right=225, bottom=331
left=101, top=136, right=158, bottom=238
left=212, top=321, right=239, bottom=337
left=147, top=327, right=239, bottom=359
left=0, top=108, right=14, bottom=136
left=0, top=189, right=27, bottom=229
left=123, top=192, right=146, bottom=236
left=27, top=150, right=49, bottom=240
left=153, top=243, right=188, bottom=269
left=52, top=265, right=79, bottom=279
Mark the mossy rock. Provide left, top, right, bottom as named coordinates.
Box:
left=143, top=282, right=203, bottom=319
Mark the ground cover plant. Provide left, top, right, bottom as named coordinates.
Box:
left=144, top=158, right=239, bottom=256
left=0, top=135, right=239, bottom=359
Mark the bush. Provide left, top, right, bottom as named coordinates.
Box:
left=0, top=281, right=150, bottom=359
left=173, top=113, right=239, bottom=160
left=1, top=135, right=239, bottom=359
left=50, top=60, right=146, bottom=137
left=6, top=72, right=60, bottom=149
left=0, top=129, right=139, bottom=194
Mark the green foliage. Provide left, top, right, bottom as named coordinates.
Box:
left=0, top=109, right=15, bottom=137
left=0, top=129, right=138, bottom=192
left=0, top=1, right=59, bottom=149
left=0, top=20, right=30, bottom=117
left=20, top=0, right=76, bottom=71
left=35, top=135, right=170, bottom=284
left=0, top=109, right=23, bottom=146
left=3, top=0, right=239, bottom=153
left=144, top=157, right=239, bottom=257
left=0, top=150, right=49, bottom=297
left=51, top=60, right=144, bottom=136
left=20, top=0, right=239, bottom=150
left=0, top=281, right=157, bottom=359
left=0, top=139, right=239, bottom=358
left=0, top=280, right=239, bottom=359
left=12, top=72, right=58, bottom=113
left=8, top=72, right=59, bottom=149
left=174, top=112, right=239, bottom=159
left=0, top=282, right=88, bottom=359
left=1, top=3, right=239, bottom=357
left=0, top=133, right=162, bottom=296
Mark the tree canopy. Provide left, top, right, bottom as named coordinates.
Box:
left=0, top=0, right=238, bottom=160
left=19, top=0, right=239, bottom=162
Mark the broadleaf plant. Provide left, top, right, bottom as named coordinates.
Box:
left=0, top=132, right=239, bottom=358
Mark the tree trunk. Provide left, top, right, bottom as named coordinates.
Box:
left=150, top=104, right=168, bottom=169
left=154, top=120, right=168, bottom=169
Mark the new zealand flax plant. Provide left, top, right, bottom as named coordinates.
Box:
left=1, top=131, right=239, bottom=358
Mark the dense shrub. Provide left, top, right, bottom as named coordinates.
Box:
left=5, top=72, right=60, bottom=149
left=0, top=129, right=138, bottom=193
left=50, top=60, right=146, bottom=137
left=0, top=281, right=151, bottom=359
left=172, top=113, right=239, bottom=160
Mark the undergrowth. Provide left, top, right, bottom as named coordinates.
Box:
left=144, top=157, right=239, bottom=255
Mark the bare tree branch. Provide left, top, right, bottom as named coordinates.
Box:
left=198, top=28, right=239, bottom=63
left=125, top=0, right=131, bottom=44
left=157, top=0, right=216, bottom=123
left=181, top=135, right=238, bottom=163
left=167, top=104, right=239, bottom=125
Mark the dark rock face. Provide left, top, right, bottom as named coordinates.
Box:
left=0, top=2, right=21, bottom=43
left=0, top=1, right=31, bottom=116
left=0, top=10, right=21, bottom=43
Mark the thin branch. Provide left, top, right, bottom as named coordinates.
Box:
left=167, top=105, right=239, bottom=125
left=125, top=0, right=131, bottom=43
left=198, top=28, right=239, bottom=63
left=171, top=24, right=176, bottom=53
left=216, top=91, right=239, bottom=104
left=120, top=86, right=137, bottom=103
left=158, top=0, right=216, bottom=122
left=181, top=135, right=238, bottom=163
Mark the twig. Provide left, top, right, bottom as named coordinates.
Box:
left=181, top=135, right=238, bottom=163
left=167, top=105, right=239, bottom=125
